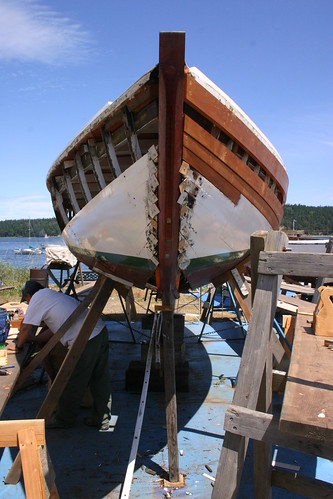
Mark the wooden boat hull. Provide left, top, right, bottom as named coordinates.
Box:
left=47, top=33, right=288, bottom=293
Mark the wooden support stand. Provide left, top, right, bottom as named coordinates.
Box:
left=0, top=419, right=58, bottom=499
left=212, top=230, right=333, bottom=498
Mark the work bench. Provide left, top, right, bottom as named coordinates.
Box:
left=280, top=313, right=333, bottom=443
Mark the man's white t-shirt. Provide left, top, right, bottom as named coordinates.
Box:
left=23, top=288, right=105, bottom=348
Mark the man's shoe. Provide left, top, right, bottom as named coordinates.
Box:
left=84, top=415, right=118, bottom=432
left=46, top=414, right=71, bottom=429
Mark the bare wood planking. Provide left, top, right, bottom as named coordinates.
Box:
left=223, top=405, right=333, bottom=461
left=0, top=420, right=45, bottom=447
left=279, top=314, right=333, bottom=442
left=184, top=73, right=288, bottom=198
left=183, top=130, right=281, bottom=228
left=258, top=252, right=333, bottom=278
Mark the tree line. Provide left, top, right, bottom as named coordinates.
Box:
left=0, top=218, right=61, bottom=237
left=282, top=204, right=333, bottom=235
left=0, top=205, right=332, bottom=237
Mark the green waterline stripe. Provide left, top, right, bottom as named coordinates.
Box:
left=68, top=245, right=249, bottom=272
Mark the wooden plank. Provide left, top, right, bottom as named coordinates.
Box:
left=258, top=251, right=333, bottom=278
left=272, top=469, right=333, bottom=498
left=18, top=427, right=45, bottom=499
left=0, top=420, right=45, bottom=447
left=250, top=231, right=267, bottom=304
left=280, top=281, right=314, bottom=295
left=277, top=293, right=315, bottom=315
left=279, top=314, right=333, bottom=441
left=184, top=73, right=289, bottom=199
left=223, top=405, right=333, bottom=460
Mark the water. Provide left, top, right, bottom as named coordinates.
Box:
left=0, top=236, right=65, bottom=269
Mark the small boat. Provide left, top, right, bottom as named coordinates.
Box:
left=14, top=219, right=43, bottom=255
left=46, top=32, right=288, bottom=296
left=14, top=247, right=42, bottom=255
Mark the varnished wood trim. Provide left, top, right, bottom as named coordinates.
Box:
left=185, top=74, right=288, bottom=199
left=184, top=116, right=283, bottom=224
left=183, top=146, right=241, bottom=205
left=183, top=136, right=281, bottom=228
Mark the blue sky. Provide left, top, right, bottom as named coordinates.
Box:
left=0, top=0, right=332, bottom=220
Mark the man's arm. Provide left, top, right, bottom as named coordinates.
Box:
left=7, top=323, right=36, bottom=351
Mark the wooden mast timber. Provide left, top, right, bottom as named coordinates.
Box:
left=158, top=31, right=185, bottom=482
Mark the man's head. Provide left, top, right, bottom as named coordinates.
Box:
left=21, top=280, right=44, bottom=303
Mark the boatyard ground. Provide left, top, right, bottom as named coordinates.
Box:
left=1, top=291, right=332, bottom=498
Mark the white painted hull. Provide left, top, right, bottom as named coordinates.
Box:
left=63, top=148, right=271, bottom=288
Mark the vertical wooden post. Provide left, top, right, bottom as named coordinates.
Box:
left=163, top=310, right=179, bottom=482
left=158, top=31, right=185, bottom=482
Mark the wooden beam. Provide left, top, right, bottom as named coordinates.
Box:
left=18, top=427, right=45, bottom=499
left=63, top=168, right=80, bottom=214
left=0, top=420, right=45, bottom=447
left=101, top=126, right=122, bottom=177
left=258, top=251, right=333, bottom=278
left=75, top=152, right=92, bottom=203
left=223, top=405, right=333, bottom=461
left=87, top=139, right=107, bottom=190
left=158, top=31, right=185, bottom=483
left=123, top=106, right=142, bottom=163
left=272, top=469, right=333, bottom=498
